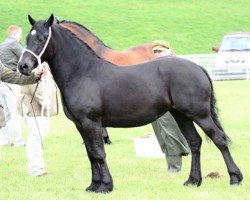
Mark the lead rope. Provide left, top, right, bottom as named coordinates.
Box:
left=41, top=66, right=51, bottom=118
left=40, top=66, right=52, bottom=135
left=30, top=65, right=52, bottom=148
left=30, top=81, right=43, bottom=148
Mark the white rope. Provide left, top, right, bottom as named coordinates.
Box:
left=39, top=64, right=52, bottom=135
left=40, top=64, right=52, bottom=118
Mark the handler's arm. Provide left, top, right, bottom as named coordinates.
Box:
left=0, top=60, right=37, bottom=85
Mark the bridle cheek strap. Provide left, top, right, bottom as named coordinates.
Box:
left=18, top=27, right=52, bottom=68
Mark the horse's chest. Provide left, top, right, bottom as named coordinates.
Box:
left=61, top=84, right=102, bottom=118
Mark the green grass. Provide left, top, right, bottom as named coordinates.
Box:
left=0, top=1, right=250, bottom=199
left=0, top=0, right=250, bottom=54
left=0, top=80, right=249, bottom=199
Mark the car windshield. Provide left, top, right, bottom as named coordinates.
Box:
left=220, top=37, right=250, bottom=51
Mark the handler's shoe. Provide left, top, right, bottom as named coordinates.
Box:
left=165, top=155, right=182, bottom=173
left=13, top=139, right=26, bottom=147
left=14, top=142, right=25, bottom=147
left=0, top=143, right=14, bottom=147
left=37, top=172, right=48, bottom=177
left=29, top=170, right=47, bottom=177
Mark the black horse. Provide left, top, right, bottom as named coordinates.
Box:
left=18, top=14, right=243, bottom=193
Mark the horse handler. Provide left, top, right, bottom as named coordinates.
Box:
left=18, top=62, right=58, bottom=176
left=0, top=60, right=44, bottom=136
left=151, top=40, right=190, bottom=173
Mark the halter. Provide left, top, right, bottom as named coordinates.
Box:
left=19, top=27, right=52, bottom=67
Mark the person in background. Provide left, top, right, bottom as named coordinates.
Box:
left=152, top=40, right=175, bottom=58
left=0, top=25, right=25, bottom=147
left=151, top=40, right=190, bottom=173
left=18, top=62, right=58, bottom=176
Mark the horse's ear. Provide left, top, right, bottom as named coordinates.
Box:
left=45, top=13, right=54, bottom=27
left=28, top=15, right=36, bottom=26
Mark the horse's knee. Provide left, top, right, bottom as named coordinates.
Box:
left=88, top=148, right=106, bottom=161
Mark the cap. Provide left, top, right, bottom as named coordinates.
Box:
left=152, top=40, right=170, bottom=51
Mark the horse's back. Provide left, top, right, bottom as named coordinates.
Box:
left=160, top=56, right=210, bottom=85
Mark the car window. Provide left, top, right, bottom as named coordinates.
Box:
left=220, top=37, right=250, bottom=51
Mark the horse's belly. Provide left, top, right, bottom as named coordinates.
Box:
left=102, top=108, right=168, bottom=128
left=103, top=117, right=153, bottom=127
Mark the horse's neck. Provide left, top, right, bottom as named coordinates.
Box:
left=60, top=23, right=107, bottom=56
left=49, top=28, right=98, bottom=87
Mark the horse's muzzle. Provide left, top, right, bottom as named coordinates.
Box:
left=18, top=63, right=32, bottom=76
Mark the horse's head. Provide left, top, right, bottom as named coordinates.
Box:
left=18, top=14, right=54, bottom=75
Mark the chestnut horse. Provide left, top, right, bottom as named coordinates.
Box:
left=58, top=20, right=155, bottom=66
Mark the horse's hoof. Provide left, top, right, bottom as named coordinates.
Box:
left=95, top=183, right=113, bottom=193
left=183, top=177, right=202, bottom=187
left=86, top=181, right=101, bottom=192
left=230, top=172, right=243, bottom=185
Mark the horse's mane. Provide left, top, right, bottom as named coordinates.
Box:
left=58, top=20, right=152, bottom=52
left=59, top=20, right=110, bottom=48
left=53, top=23, right=119, bottom=66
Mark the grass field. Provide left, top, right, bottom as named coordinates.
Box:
left=0, top=0, right=250, bottom=54
left=0, top=0, right=250, bottom=199
left=0, top=80, right=249, bottom=199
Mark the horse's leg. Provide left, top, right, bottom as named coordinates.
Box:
left=194, top=116, right=243, bottom=185
left=170, top=110, right=202, bottom=186
left=75, top=124, right=102, bottom=191
left=76, top=119, right=113, bottom=193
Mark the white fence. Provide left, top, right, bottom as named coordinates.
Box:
left=178, top=54, right=250, bottom=81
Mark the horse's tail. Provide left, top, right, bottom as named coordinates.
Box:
left=199, top=66, right=231, bottom=144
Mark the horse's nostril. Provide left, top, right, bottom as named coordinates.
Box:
left=19, top=63, right=28, bottom=70
left=22, top=64, right=28, bottom=69
left=18, top=63, right=29, bottom=75
left=18, top=63, right=30, bottom=75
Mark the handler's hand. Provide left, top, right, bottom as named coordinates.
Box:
left=33, top=66, right=48, bottom=78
